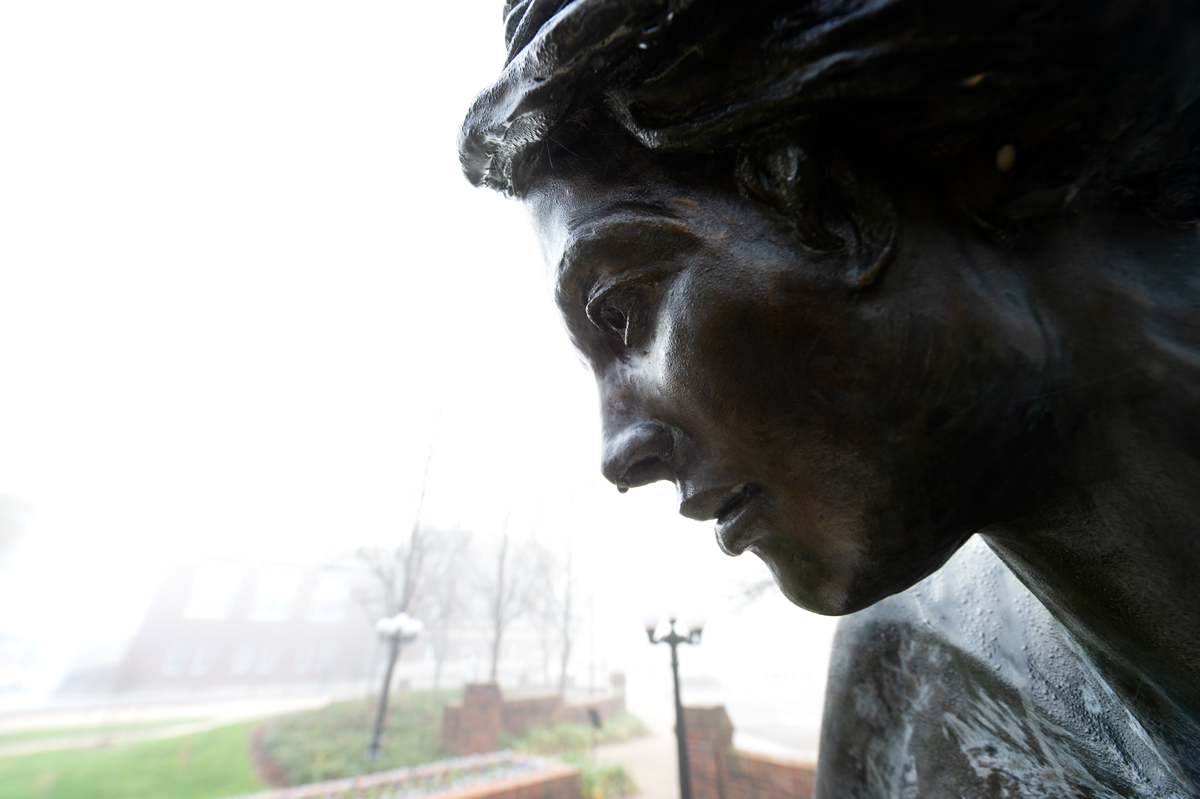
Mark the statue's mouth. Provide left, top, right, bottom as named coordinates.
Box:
left=715, top=483, right=765, bottom=556
left=715, top=483, right=761, bottom=523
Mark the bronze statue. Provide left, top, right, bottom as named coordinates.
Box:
left=460, top=1, right=1200, bottom=794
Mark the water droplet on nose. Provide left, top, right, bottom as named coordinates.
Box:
left=617, top=482, right=629, bottom=494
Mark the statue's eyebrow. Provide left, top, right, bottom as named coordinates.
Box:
left=555, top=212, right=700, bottom=302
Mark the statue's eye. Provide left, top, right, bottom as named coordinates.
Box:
left=587, top=282, right=656, bottom=349
left=599, top=303, right=630, bottom=343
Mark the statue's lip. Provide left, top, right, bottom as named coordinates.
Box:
left=679, top=481, right=763, bottom=529
left=714, top=484, right=766, bottom=556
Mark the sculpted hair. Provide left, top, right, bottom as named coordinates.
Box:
left=460, top=0, right=1200, bottom=242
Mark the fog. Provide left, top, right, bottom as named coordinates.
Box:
left=0, top=0, right=835, bottom=760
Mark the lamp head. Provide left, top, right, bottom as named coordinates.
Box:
left=393, top=612, right=424, bottom=638
left=377, top=612, right=424, bottom=639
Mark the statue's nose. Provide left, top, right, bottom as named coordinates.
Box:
left=601, top=421, right=677, bottom=491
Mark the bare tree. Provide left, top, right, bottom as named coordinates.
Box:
left=556, top=542, right=578, bottom=695
left=523, top=540, right=559, bottom=688
left=737, top=578, right=776, bottom=606
left=424, top=527, right=471, bottom=689
left=355, top=452, right=434, bottom=621
left=479, top=524, right=528, bottom=683
left=354, top=451, right=439, bottom=726
left=508, top=537, right=580, bottom=694
left=356, top=537, right=427, bottom=620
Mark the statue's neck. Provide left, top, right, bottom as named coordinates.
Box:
left=980, top=216, right=1200, bottom=723
left=982, top=447, right=1200, bottom=724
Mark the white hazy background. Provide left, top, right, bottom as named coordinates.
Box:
left=0, top=0, right=836, bottom=750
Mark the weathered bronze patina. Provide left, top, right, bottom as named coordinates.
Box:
left=460, top=1, right=1200, bottom=794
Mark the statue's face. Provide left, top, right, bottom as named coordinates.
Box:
left=529, top=157, right=1044, bottom=615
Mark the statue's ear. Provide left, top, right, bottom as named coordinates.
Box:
left=737, top=137, right=897, bottom=289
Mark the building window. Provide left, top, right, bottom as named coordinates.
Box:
left=292, top=646, right=314, bottom=675
left=162, top=645, right=189, bottom=676
left=256, top=645, right=281, bottom=675
left=183, top=562, right=245, bottom=620
left=190, top=645, right=217, bottom=676
left=230, top=644, right=256, bottom=675
left=306, top=576, right=350, bottom=623
left=248, top=567, right=301, bottom=622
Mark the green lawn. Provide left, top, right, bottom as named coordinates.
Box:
left=0, top=694, right=647, bottom=799
left=0, top=720, right=265, bottom=799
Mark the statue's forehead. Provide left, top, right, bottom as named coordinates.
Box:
left=545, top=204, right=697, bottom=296
left=531, top=169, right=690, bottom=237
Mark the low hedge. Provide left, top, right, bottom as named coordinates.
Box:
left=261, top=690, right=457, bottom=785
left=500, top=712, right=649, bottom=799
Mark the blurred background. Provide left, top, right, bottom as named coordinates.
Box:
left=0, top=2, right=837, bottom=797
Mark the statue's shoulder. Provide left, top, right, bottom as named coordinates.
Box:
left=815, top=538, right=1190, bottom=799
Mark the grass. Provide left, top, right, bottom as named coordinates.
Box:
left=262, top=690, right=458, bottom=786
left=0, top=720, right=265, bottom=799
left=0, top=718, right=205, bottom=747
left=500, top=713, right=649, bottom=799
left=0, top=694, right=646, bottom=799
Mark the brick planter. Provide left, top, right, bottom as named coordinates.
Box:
left=220, top=751, right=581, bottom=799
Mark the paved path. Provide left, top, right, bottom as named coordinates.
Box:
left=596, top=733, right=679, bottom=799
left=0, top=696, right=332, bottom=757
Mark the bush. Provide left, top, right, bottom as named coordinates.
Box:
left=499, top=713, right=649, bottom=799
left=502, top=723, right=591, bottom=756
left=580, top=761, right=639, bottom=799
left=262, top=690, right=458, bottom=785
left=499, top=712, right=649, bottom=754
left=592, top=712, right=651, bottom=744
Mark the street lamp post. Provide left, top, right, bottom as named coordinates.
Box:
left=644, top=614, right=704, bottom=799
left=367, top=611, right=424, bottom=759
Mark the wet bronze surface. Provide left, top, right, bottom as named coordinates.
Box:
left=461, top=1, right=1200, bottom=794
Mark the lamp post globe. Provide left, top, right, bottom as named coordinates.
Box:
left=643, top=613, right=661, bottom=638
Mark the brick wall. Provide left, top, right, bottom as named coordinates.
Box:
left=441, top=683, right=503, bottom=756
left=684, top=706, right=815, bottom=799
left=440, top=680, right=626, bottom=756
left=684, top=707, right=732, bottom=799
left=500, top=695, right=564, bottom=738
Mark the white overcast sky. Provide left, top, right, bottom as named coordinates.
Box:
left=0, top=0, right=836, bottom=721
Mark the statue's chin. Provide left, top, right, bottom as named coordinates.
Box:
left=754, top=549, right=861, bottom=617
left=756, top=537, right=952, bottom=617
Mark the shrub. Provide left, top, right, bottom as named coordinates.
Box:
left=499, top=712, right=649, bottom=799
left=262, top=690, right=457, bottom=785
left=580, top=761, right=639, bottom=799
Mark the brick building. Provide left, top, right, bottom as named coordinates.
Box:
left=55, top=556, right=610, bottom=702
left=83, top=559, right=387, bottom=698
